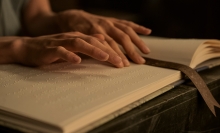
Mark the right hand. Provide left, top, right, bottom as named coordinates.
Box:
left=1, top=32, right=124, bottom=67
left=56, top=10, right=151, bottom=66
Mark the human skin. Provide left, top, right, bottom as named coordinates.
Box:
left=0, top=32, right=124, bottom=67
left=0, top=0, right=151, bottom=67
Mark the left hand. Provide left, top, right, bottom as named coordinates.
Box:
left=56, top=10, right=152, bottom=67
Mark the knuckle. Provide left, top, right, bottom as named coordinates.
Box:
left=95, top=34, right=105, bottom=39
left=72, top=38, right=82, bottom=44
left=87, top=37, right=97, bottom=44
left=126, top=49, right=136, bottom=56
left=55, top=46, right=64, bottom=52
left=120, top=34, right=130, bottom=41
left=90, top=25, right=102, bottom=33
left=11, top=38, right=23, bottom=48
left=72, top=31, right=81, bottom=35
left=98, top=19, right=112, bottom=26
left=11, top=38, right=26, bottom=54
left=71, top=38, right=82, bottom=49
left=124, top=27, right=132, bottom=33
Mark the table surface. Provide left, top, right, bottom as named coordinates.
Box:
left=1, top=66, right=220, bottom=133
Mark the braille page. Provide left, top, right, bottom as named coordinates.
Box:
left=140, top=36, right=208, bottom=68
left=0, top=59, right=181, bottom=133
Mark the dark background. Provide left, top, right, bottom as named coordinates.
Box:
left=50, top=0, right=220, bottom=39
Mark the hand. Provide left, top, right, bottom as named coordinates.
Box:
left=56, top=10, right=152, bottom=67
left=0, top=32, right=124, bottom=67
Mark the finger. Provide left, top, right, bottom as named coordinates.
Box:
left=115, top=19, right=152, bottom=35
left=89, top=27, right=130, bottom=67
left=58, top=38, right=110, bottom=62
left=103, top=34, right=130, bottom=67
left=81, top=35, right=124, bottom=68
left=54, top=46, right=81, bottom=63
left=107, top=25, right=146, bottom=64
left=91, top=34, right=105, bottom=40
left=51, top=32, right=106, bottom=42
left=114, top=23, right=150, bottom=54
left=43, top=46, right=81, bottom=64
left=44, top=32, right=84, bottom=39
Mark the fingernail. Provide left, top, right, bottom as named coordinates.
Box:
left=123, top=59, right=130, bottom=67
left=114, top=56, right=122, bottom=64
left=139, top=57, right=146, bottom=63
left=143, top=28, right=152, bottom=34
left=73, top=57, right=81, bottom=64
left=143, top=46, right=150, bottom=53
left=118, top=62, right=124, bottom=68
left=113, top=56, right=124, bottom=68
left=99, top=51, right=109, bottom=60
left=146, top=29, right=152, bottom=34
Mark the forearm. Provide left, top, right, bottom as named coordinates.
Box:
left=23, top=0, right=60, bottom=36
left=25, top=13, right=60, bottom=36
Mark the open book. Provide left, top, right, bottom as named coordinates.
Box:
left=0, top=36, right=220, bottom=133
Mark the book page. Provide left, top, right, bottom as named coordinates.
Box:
left=0, top=59, right=180, bottom=133
left=140, top=36, right=207, bottom=68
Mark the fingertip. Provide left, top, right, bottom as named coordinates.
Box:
left=98, top=51, right=109, bottom=61
left=133, top=56, right=146, bottom=64
left=123, top=59, right=130, bottom=67
left=146, top=46, right=151, bottom=53
left=141, top=45, right=151, bottom=54
left=72, top=56, right=81, bottom=64
left=140, top=27, right=152, bottom=35
left=145, top=29, right=152, bottom=35
left=139, top=57, right=146, bottom=64
left=116, top=62, right=124, bottom=68
left=110, top=56, right=124, bottom=68
left=147, top=48, right=151, bottom=53
left=66, top=53, right=81, bottom=64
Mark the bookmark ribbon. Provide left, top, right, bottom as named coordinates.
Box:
left=143, top=57, right=220, bottom=116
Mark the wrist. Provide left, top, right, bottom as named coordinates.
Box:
left=0, top=37, right=24, bottom=64
left=55, top=9, right=85, bottom=32
left=43, top=13, right=61, bottom=34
